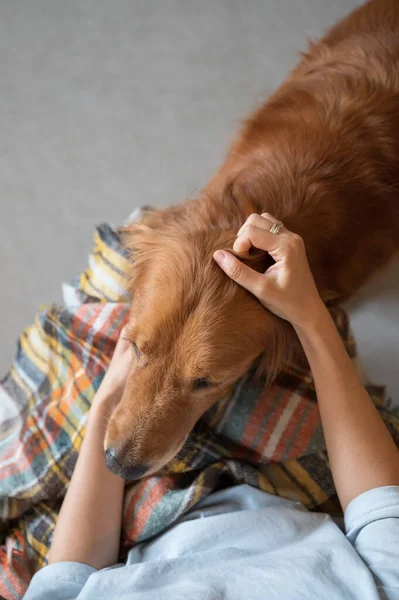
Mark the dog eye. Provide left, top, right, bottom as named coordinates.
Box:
left=132, top=342, right=141, bottom=359
left=192, top=378, right=213, bottom=391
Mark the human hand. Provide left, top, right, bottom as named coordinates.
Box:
left=91, top=327, right=133, bottom=414
left=213, top=213, right=325, bottom=330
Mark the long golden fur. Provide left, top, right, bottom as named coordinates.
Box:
left=104, top=0, right=399, bottom=480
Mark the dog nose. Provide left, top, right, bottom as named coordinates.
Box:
left=104, top=447, right=122, bottom=474
left=123, top=464, right=150, bottom=480
left=104, top=447, right=150, bottom=480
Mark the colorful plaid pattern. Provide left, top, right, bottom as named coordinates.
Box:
left=1, top=215, right=398, bottom=600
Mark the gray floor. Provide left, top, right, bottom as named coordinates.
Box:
left=1, top=0, right=398, bottom=402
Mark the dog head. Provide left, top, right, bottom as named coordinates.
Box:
left=103, top=193, right=292, bottom=479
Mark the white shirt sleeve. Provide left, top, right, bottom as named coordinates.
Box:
left=23, top=561, right=96, bottom=600
left=345, top=485, right=399, bottom=598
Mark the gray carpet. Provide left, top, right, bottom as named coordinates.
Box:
left=1, top=0, right=398, bottom=402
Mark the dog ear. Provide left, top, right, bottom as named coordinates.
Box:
left=120, top=202, right=206, bottom=290
left=119, top=207, right=167, bottom=287
left=121, top=202, right=190, bottom=254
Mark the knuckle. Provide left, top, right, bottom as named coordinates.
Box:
left=293, top=235, right=305, bottom=254
left=291, top=232, right=302, bottom=244
left=247, top=213, right=259, bottom=225
left=298, top=235, right=305, bottom=248
left=290, top=232, right=303, bottom=244
left=284, top=235, right=305, bottom=262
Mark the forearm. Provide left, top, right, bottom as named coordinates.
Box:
left=48, top=400, right=125, bottom=569
left=295, top=304, right=399, bottom=511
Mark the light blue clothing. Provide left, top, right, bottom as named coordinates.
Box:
left=24, top=484, right=399, bottom=600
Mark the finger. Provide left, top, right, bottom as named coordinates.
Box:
left=233, top=224, right=289, bottom=259
left=260, top=212, right=286, bottom=230
left=235, top=214, right=285, bottom=254
left=213, top=250, right=265, bottom=296
left=260, top=213, right=302, bottom=245
left=237, top=213, right=272, bottom=236
left=261, top=213, right=298, bottom=240
left=233, top=235, right=252, bottom=253
left=237, top=213, right=288, bottom=237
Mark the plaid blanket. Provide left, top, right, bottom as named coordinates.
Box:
left=1, top=215, right=398, bottom=600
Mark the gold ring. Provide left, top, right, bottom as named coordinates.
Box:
left=269, top=220, right=284, bottom=235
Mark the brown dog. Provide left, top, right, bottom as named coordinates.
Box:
left=104, top=0, right=399, bottom=480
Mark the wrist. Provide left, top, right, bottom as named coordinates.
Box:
left=293, top=300, right=331, bottom=338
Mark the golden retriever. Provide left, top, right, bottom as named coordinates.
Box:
left=104, top=0, right=399, bottom=480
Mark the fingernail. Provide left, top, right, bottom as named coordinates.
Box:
left=213, top=250, right=226, bottom=265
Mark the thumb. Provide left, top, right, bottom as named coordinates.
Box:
left=213, top=250, right=265, bottom=298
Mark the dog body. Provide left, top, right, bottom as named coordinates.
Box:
left=208, top=0, right=399, bottom=300
left=105, top=0, right=399, bottom=480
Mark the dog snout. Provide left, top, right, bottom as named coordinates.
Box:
left=104, top=446, right=150, bottom=480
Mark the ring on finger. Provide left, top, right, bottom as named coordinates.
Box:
left=269, top=220, right=284, bottom=235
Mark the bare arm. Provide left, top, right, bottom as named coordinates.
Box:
left=48, top=333, right=132, bottom=569
left=294, top=304, right=399, bottom=510
left=214, top=212, right=399, bottom=511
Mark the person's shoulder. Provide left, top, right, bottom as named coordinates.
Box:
left=345, top=485, right=399, bottom=539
